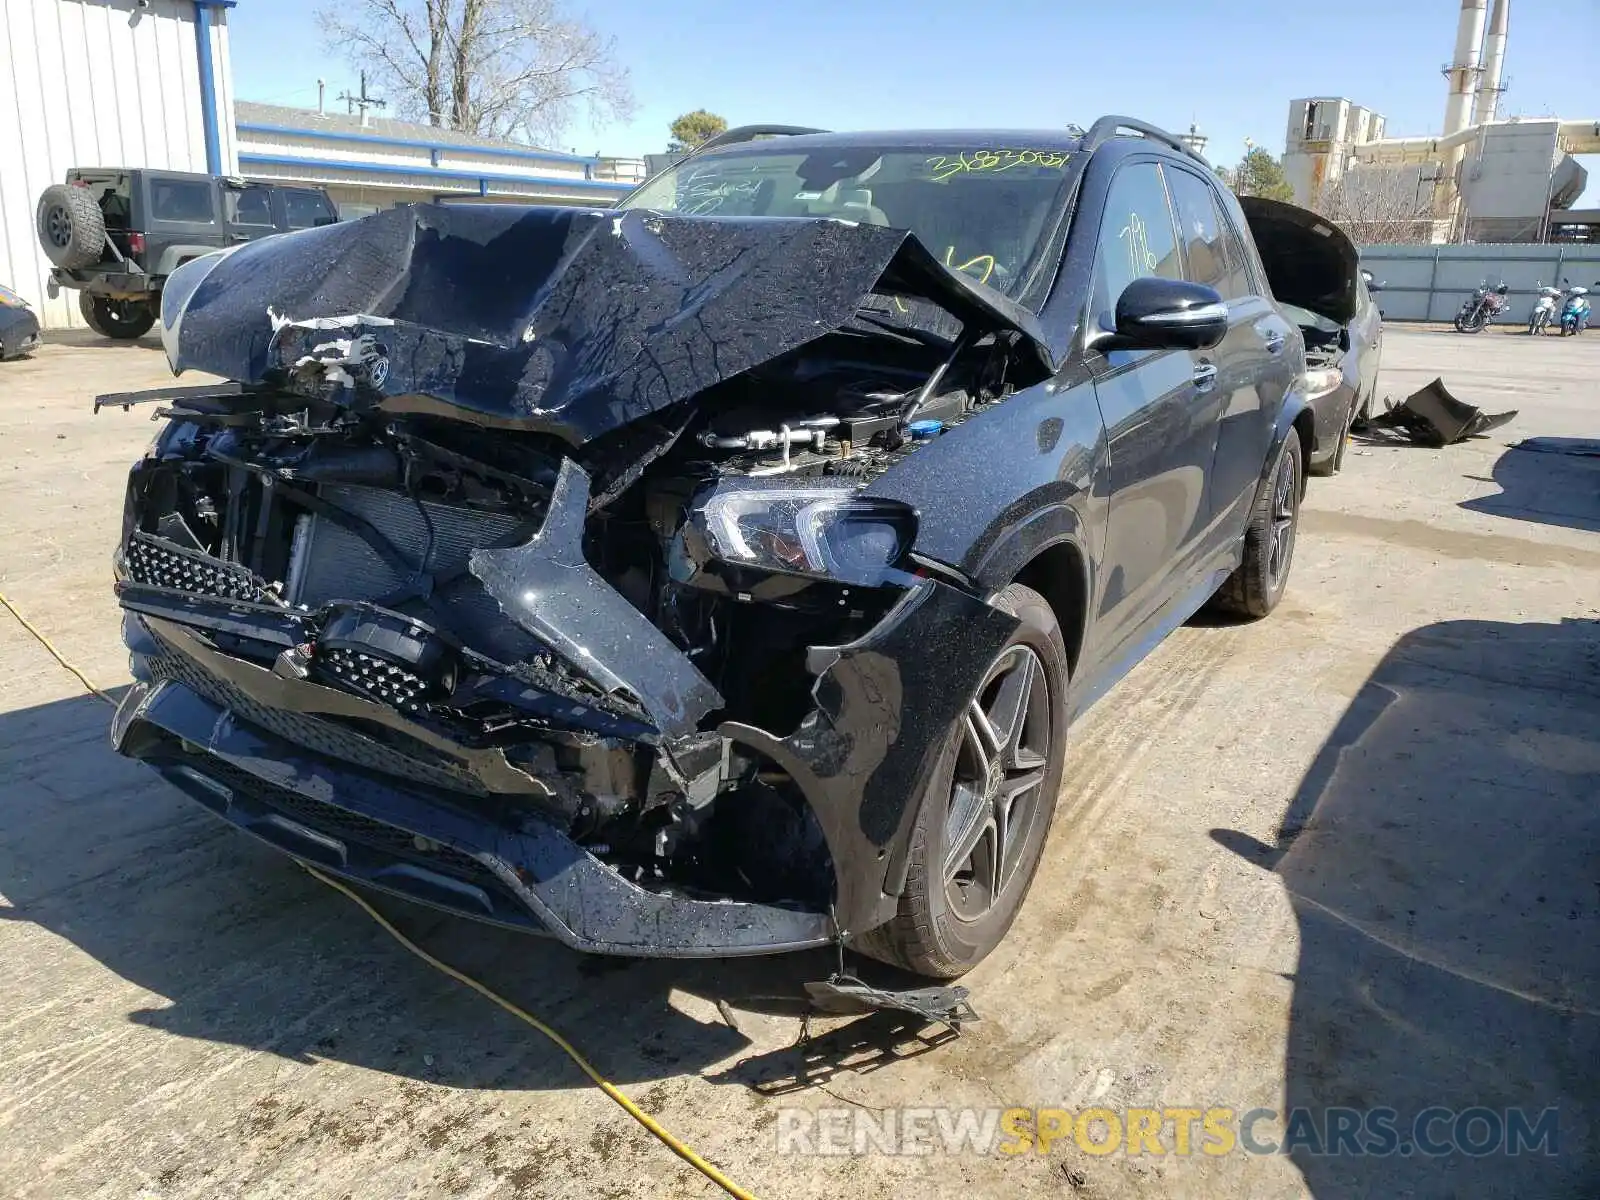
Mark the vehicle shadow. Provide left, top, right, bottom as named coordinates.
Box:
left=0, top=690, right=937, bottom=1093
left=1460, top=438, right=1600, bottom=534
left=1212, top=616, right=1600, bottom=1197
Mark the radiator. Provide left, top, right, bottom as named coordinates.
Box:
left=291, top=485, right=540, bottom=656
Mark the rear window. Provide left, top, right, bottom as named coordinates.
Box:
left=284, top=190, right=335, bottom=229
left=150, top=179, right=214, bottom=223
left=71, top=174, right=132, bottom=229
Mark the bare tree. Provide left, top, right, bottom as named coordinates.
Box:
left=1312, top=167, right=1439, bottom=245
left=317, top=0, right=635, bottom=145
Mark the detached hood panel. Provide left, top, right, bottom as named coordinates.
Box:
left=1239, top=196, right=1360, bottom=326
left=165, top=204, right=1053, bottom=446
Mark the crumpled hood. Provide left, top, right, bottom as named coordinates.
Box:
left=1239, top=196, right=1360, bottom=326
left=163, top=204, right=1054, bottom=446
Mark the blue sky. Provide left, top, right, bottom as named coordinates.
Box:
left=231, top=0, right=1597, bottom=194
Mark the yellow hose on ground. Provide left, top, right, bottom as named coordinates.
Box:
left=0, top=589, right=117, bottom=704
left=0, top=588, right=760, bottom=1200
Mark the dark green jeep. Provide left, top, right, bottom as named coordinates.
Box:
left=36, top=169, right=339, bottom=339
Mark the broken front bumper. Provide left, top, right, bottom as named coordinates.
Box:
left=113, top=660, right=835, bottom=956
left=112, top=568, right=1016, bottom=954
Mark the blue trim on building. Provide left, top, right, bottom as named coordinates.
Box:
left=235, top=152, right=634, bottom=194
left=192, top=3, right=224, bottom=174
left=236, top=122, right=601, bottom=167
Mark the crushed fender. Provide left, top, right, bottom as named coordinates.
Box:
left=1366, top=377, right=1517, bottom=447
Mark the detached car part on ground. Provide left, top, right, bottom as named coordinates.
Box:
left=106, top=122, right=1313, bottom=978
left=1238, top=197, right=1381, bottom=476
left=35, top=169, right=339, bottom=340
left=0, top=284, right=42, bottom=361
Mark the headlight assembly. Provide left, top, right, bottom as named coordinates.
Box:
left=1303, top=365, right=1344, bottom=399
left=694, top=484, right=916, bottom=585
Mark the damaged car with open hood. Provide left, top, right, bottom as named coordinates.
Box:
left=105, top=120, right=1313, bottom=978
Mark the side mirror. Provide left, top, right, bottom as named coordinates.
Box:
left=1099, top=277, right=1228, bottom=351
left=1368, top=279, right=1386, bottom=293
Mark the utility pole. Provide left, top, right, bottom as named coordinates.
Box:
left=336, top=72, right=388, bottom=128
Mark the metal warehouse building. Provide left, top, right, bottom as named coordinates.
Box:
left=1, top=0, right=241, bottom=328
left=3, top=1, right=645, bottom=330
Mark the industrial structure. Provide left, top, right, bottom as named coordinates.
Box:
left=2, top=1, right=646, bottom=329
left=1283, top=0, right=1599, bottom=243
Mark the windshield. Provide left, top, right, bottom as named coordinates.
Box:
left=617, top=143, right=1075, bottom=302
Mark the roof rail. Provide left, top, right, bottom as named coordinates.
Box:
left=694, top=124, right=829, bottom=153
left=1081, top=116, right=1210, bottom=167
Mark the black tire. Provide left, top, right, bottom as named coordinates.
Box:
left=81, top=294, right=155, bottom=340
left=1210, top=432, right=1302, bottom=619
left=1458, top=310, right=1486, bottom=334
left=855, top=582, right=1069, bottom=978
left=37, top=185, right=107, bottom=270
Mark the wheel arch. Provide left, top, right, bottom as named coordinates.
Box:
left=967, top=502, right=1092, bottom=682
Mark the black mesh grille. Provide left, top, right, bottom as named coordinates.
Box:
left=127, top=534, right=278, bottom=604
left=192, top=755, right=506, bottom=893
left=144, top=647, right=489, bottom=796
left=317, top=646, right=429, bottom=716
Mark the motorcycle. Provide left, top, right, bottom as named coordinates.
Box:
left=1528, top=284, right=1562, bottom=335
left=1558, top=284, right=1592, bottom=336
left=1454, top=281, right=1509, bottom=333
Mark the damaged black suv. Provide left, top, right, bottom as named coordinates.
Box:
left=108, top=118, right=1310, bottom=978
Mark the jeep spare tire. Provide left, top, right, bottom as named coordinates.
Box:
left=37, top=185, right=106, bottom=269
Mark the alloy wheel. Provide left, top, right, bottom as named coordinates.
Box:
left=943, top=643, right=1053, bottom=922
left=47, top=207, right=72, bottom=249
left=1268, top=448, right=1298, bottom=585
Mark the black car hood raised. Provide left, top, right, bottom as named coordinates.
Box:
left=1239, top=196, right=1360, bottom=326
left=164, top=204, right=1053, bottom=446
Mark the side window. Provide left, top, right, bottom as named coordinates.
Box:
left=1090, top=162, right=1183, bottom=331
left=1166, top=169, right=1236, bottom=296
left=284, top=190, right=336, bottom=229
left=225, top=186, right=274, bottom=227
left=150, top=179, right=215, bottom=224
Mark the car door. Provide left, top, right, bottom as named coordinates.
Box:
left=1206, top=186, right=1296, bottom=536
left=1086, top=160, right=1214, bottom=652
left=1163, top=165, right=1280, bottom=549
left=223, top=184, right=278, bottom=248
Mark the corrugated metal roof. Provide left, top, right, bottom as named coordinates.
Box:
left=235, top=101, right=590, bottom=159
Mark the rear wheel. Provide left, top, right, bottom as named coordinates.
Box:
left=855, top=583, right=1068, bottom=978
left=80, top=294, right=155, bottom=340
left=1210, top=432, right=1302, bottom=619
left=36, top=184, right=107, bottom=270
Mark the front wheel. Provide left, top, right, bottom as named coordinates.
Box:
left=1209, top=432, right=1302, bottom=619
left=1456, top=307, right=1486, bottom=334
left=81, top=294, right=155, bottom=340
left=855, top=583, right=1068, bottom=978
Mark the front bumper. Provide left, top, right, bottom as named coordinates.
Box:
left=113, top=572, right=1017, bottom=953
left=113, top=673, right=836, bottom=956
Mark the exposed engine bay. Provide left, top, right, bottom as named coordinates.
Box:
left=112, top=202, right=1051, bottom=931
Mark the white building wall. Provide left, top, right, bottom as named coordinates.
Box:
left=0, top=0, right=236, bottom=329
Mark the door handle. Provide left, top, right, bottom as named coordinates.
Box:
left=1264, top=331, right=1286, bottom=355
left=1193, top=361, right=1218, bottom=391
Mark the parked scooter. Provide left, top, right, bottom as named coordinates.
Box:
left=1558, top=283, right=1592, bottom=336
left=1454, top=281, right=1510, bottom=333
left=1528, top=283, right=1562, bottom=335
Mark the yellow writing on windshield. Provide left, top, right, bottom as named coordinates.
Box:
left=944, top=247, right=997, bottom=286
left=926, top=149, right=1070, bottom=182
